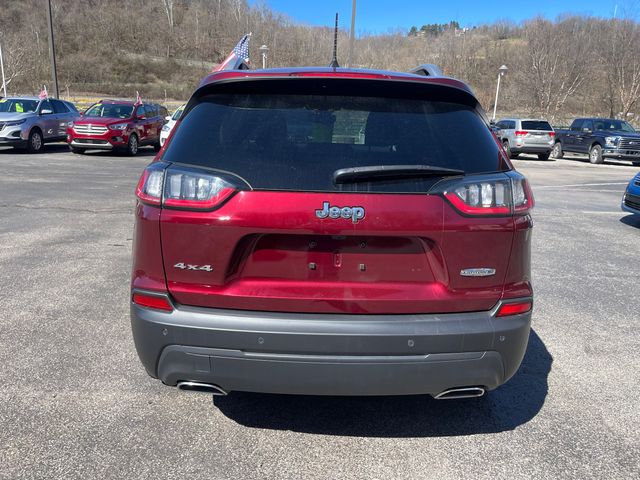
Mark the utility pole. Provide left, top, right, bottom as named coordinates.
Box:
left=46, top=0, right=59, bottom=98
left=348, top=0, right=357, bottom=67
left=0, top=39, right=7, bottom=97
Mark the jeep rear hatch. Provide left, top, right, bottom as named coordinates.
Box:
left=150, top=77, right=521, bottom=314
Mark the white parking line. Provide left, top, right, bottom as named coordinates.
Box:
left=535, top=182, right=629, bottom=188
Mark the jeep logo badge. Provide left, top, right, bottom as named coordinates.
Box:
left=315, top=201, right=365, bottom=223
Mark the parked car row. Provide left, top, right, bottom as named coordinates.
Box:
left=492, top=116, right=640, bottom=165
left=0, top=95, right=183, bottom=156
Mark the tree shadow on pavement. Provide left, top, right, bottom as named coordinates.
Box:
left=213, top=329, right=552, bottom=437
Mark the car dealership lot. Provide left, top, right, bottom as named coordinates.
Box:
left=0, top=147, right=638, bottom=479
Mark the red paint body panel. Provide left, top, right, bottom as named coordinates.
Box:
left=158, top=191, right=515, bottom=314
left=131, top=203, right=166, bottom=292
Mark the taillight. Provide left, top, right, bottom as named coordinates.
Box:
left=515, top=131, right=528, bottom=136
left=496, top=301, right=532, bottom=317
left=135, top=164, right=243, bottom=210
left=548, top=131, right=555, bottom=137
left=163, top=166, right=237, bottom=210
left=437, top=172, right=534, bottom=216
left=132, top=292, right=173, bottom=311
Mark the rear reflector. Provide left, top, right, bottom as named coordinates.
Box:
left=549, top=131, right=555, bottom=137
left=496, top=301, right=532, bottom=317
left=515, top=131, right=528, bottom=136
left=132, top=293, right=173, bottom=311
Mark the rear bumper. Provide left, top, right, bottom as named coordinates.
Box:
left=131, top=293, right=532, bottom=396
left=512, top=145, right=552, bottom=154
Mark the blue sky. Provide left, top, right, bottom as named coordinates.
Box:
left=251, top=0, right=633, bottom=34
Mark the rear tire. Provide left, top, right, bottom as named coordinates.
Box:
left=551, top=142, right=563, bottom=159
left=589, top=144, right=604, bottom=164
left=126, top=134, right=139, bottom=156
left=538, top=152, right=551, bottom=161
left=70, top=146, right=85, bottom=154
left=27, top=129, right=44, bottom=153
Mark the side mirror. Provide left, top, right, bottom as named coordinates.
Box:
left=489, top=119, right=496, bottom=126
left=40, top=108, right=53, bottom=115
left=582, top=127, right=592, bottom=133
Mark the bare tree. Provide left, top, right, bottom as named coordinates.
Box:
left=519, top=17, right=594, bottom=119
left=599, top=19, right=640, bottom=117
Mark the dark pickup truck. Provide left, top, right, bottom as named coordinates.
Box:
left=552, top=118, right=640, bottom=165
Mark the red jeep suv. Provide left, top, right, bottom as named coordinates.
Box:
left=131, top=67, right=534, bottom=399
left=67, top=100, right=167, bottom=155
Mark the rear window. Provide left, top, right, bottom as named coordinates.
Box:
left=521, top=120, right=552, bottom=131
left=163, top=94, right=502, bottom=193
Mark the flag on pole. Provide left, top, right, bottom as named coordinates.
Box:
left=213, top=33, right=251, bottom=72
left=38, top=85, right=48, bottom=100
left=134, top=91, right=142, bottom=106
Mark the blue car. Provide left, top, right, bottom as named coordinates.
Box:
left=622, top=172, right=640, bottom=215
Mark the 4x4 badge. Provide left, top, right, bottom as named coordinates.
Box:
left=315, top=201, right=365, bottom=224
left=174, top=263, right=213, bottom=272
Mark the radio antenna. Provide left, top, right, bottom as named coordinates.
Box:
left=329, top=13, right=340, bottom=68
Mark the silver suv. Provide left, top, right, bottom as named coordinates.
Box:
left=495, top=118, right=555, bottom=160
left=0, top=96, right=79, bottom=153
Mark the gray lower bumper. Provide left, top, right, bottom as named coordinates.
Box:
left=512, top=146, right=552, bottom=154
left=0, top=137, right=25, bottom=146
left=604, top=149, right=640, bottom=160
left=70, top=140, right=113, bottom=150
left=131, top=296, right=532, bottom=396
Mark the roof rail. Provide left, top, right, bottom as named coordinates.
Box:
left=409, top=64, right=443, bottom=77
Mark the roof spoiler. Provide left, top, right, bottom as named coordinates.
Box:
left=409, top=64, right=444, bottom=77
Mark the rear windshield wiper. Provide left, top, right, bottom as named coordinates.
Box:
left=333, top=165, right=464, bottom=184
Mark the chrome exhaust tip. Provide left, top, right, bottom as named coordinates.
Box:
left=434, top=387, right=485, bottom=400
left=176, top=381, right=228, bottom=396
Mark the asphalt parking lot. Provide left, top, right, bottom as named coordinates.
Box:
left=0, top=145, right=639, bottom=479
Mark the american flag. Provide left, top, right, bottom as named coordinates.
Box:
left=213, top=33, right=251, bottom=72
left=134, top=91, right=142, bottom=106
left=38, top=85, right=48, bottom=100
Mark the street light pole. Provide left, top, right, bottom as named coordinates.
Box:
left=0, top=40, right=7, bottom=97
left=46, top=0, right=59, bottom=98
left=259, top=44, right=269, bottom=69
left=492, top=65, right=508, bottom=120
left=348, top=0, right=357, bottom=67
